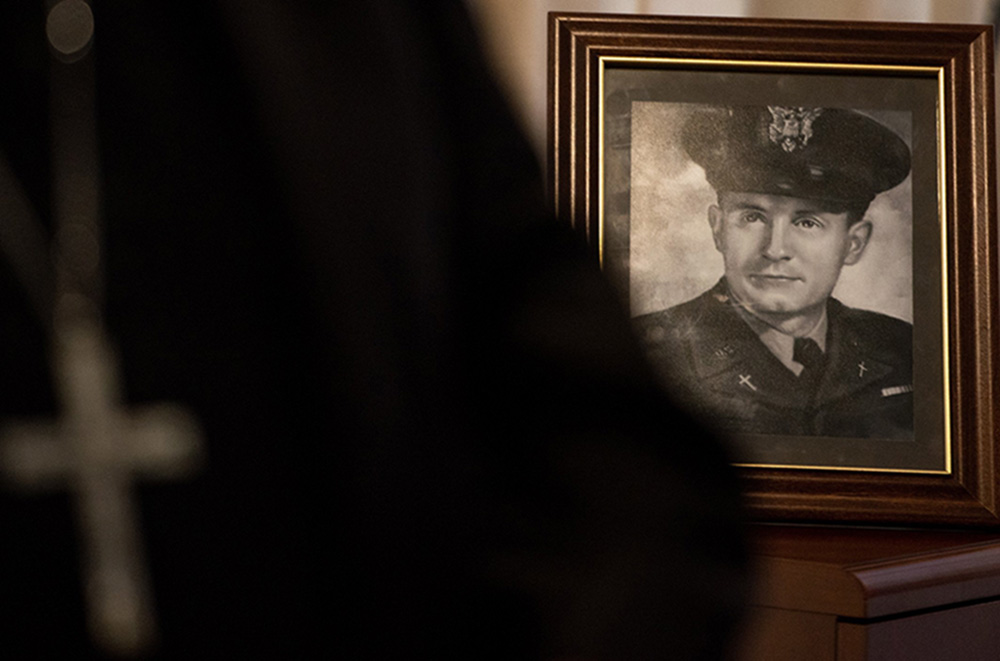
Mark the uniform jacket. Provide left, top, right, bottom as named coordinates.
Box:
left=635, top=279, right=913, bottom=438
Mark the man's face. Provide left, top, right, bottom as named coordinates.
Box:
left=709, top=191, right=871, bottom=324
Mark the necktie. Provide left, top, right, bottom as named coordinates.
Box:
left=793, top=337, right=825, bottom=385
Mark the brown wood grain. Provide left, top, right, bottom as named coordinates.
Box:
left=737, top=526, right=1000, bottom=660
left=751, top=525, right=1000, bottom=616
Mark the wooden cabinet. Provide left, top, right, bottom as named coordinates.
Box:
left=736, top=526, right=1000, bottom=660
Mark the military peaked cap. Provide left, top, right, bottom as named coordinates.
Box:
left=682, top=106, right=912, bottom=207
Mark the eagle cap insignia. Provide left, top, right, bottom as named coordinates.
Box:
left=767, top=106, right=823, bottom=152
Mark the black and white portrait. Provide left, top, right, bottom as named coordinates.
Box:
left=600, top=65, right=947, bottom=470
left=630, top=103, right=914, bottom=440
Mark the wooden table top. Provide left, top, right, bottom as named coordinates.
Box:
left=748, top=525, right=1000, bottom=618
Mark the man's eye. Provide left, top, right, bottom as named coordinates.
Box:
left=742, top=212, right=766, bottom=224
left=795, top=217, right=823, bottom=229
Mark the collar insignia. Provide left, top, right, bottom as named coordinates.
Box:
left=767, top=106, right=823, bottom=152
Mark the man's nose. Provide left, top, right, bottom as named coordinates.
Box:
left=761, top=221, right=791, bottom=261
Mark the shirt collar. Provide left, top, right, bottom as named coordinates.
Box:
left=725, top=286, right=828, bottom=375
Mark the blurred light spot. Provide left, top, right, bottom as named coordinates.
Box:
left=47, top=0, right=94, bottom=57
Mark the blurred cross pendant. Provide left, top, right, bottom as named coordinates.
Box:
left=2, top=323, right=205, bottom=656
left=0, top=1, right=205, bottom=656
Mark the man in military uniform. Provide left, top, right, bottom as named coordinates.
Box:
left=635, top=105, right=914, bottom=439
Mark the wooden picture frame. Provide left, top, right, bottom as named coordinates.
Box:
left=549, top=13, right=1000, bottom=527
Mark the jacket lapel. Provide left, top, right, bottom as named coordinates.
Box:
left=815, top=300, right=904, bottom=406
left=684, top=283, right=811, bottom=409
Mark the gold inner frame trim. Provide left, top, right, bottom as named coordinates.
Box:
left=737, top=462, right=950, bottom=475
left=597, top=55, right=951, bottom=475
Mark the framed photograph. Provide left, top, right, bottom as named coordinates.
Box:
left=549, top=13, right=999, bottom=526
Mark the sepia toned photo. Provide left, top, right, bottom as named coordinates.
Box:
left=630, top=103, right=914, bottom=441
left=599, top=64, right=947, bottom=471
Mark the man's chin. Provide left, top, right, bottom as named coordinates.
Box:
left=741, top=296, right=803, bottom=318
left=743, top=295, right=835, bottom=330
left=729, top=282, right=823, bottom=321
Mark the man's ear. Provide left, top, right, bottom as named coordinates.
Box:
left=842, top=219, right=873, bottom=266
left=708, top=204, right=725, bottom=253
